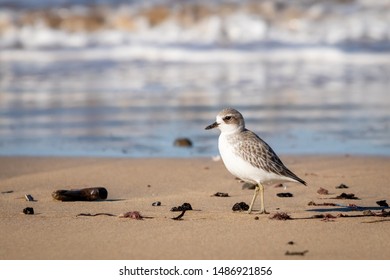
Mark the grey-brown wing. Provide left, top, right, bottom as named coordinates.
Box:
left=232, top=130, right=306, bottom=185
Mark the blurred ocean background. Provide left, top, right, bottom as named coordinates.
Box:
left=0, top=0, right=389, bottom=157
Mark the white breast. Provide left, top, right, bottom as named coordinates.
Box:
left=218, top=133, right=296, bottom=185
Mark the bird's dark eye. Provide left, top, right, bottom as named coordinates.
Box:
left=223, top=116, right=232, bottom=121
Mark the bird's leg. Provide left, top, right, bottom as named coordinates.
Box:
left=258, top=183, right=269, bottom=214
left=248, top=184, right=259, bottom=214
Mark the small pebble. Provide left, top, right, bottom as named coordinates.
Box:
left=276, top=192, right=293, bottom=198
left=23, top=207, right=34, bottom=215
left=213, top=192, right=229, bottom=197
left=173, top=138, right=193, bottom=147
left=152, top=201, right=161, bottom=206
left=25, top=194, right=34, bottom=201
left=232, top=202, right=249, bottom=211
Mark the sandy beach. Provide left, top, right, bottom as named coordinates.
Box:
left=1, top=155, right=390, bottom=260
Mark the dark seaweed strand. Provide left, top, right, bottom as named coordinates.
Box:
left=231, top=129, right=306, bottom=185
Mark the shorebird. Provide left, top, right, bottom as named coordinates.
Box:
left=205, top=108, right=306, bottom=214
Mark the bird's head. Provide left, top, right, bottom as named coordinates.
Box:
left=205, top=108, right=245, bottom=134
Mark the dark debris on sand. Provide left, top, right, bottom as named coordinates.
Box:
left=77, top=212, right=116, bottom=217
left=269, top=212, right=292, bottom=220
left=118, top=211, right=144, bottom=220
left=24, top=194, right=35, bottom=201
left=317, top=187, right=329, bottom=195
left=172, top=210, right=186, bottom=220
left=171, top=202, right=192, bottom=212
left=334, top=193, right=359, bottom=200
left=320, top=213, right=337, bottom=222
left=276, top=192, right=293, bottom=198
left=52, top=187, right=108, bottom=201
left=285, top=250, right=308, bottom=256
left=335, top=183, right=349, bottom=189
left=363, top=209, right=390, bottom=217
left=1, top=190, right=14, bottom=194
left=308, top=201, right=338, bottom=206
left=376, top=200, right=389, bottom=207
left=311, top=213, right=348, bottom=220
left=212, top=192, right=229, bottom=197
left=23, top=207, right=34, bottom=215
left=232, top=202, right=249, bottom=211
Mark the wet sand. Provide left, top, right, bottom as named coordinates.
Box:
left=1, top=155, right=389, bottom=260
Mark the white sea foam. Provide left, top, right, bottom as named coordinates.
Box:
left=0, top=0, right=389, bottom=61
left=1, top=44, right=389, bottom=66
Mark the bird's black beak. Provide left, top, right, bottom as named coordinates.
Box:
left=205, top=122, right=219, bottom=130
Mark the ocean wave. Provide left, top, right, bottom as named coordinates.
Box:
left=0, top=0, right=389, bottom=55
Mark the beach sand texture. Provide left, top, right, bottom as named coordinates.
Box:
left=1, top=156, right=389, bottom=260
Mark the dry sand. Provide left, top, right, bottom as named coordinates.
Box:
left=1, top=155, right=389, bottom=260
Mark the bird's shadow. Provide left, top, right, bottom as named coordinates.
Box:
left=307, top=206, right=387, bottom=213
